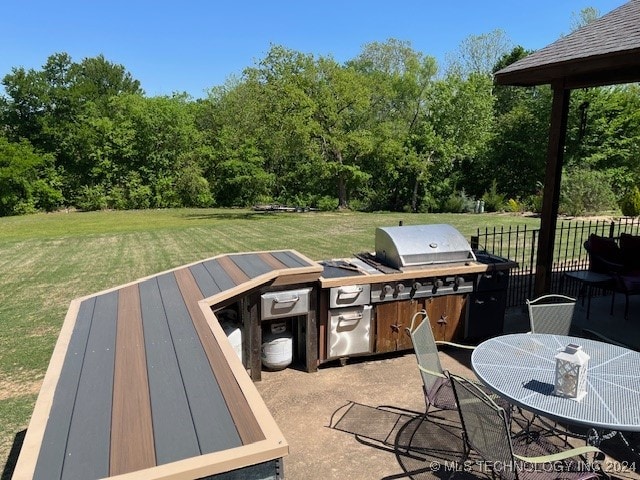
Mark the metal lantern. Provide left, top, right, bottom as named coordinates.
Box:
left=554, top=343, right=590, bottom=401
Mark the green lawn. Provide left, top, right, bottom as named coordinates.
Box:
left=0, top=208, right=540, bottom=472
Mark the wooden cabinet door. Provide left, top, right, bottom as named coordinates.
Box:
left=376, top=300, right=424, bottom=352
left=396, top=299, right=423, bottom=351
left=375, top=302, right=397, bottom=353
left=425, top=295, right=467, bottom=342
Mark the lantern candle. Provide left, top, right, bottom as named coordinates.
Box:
left=554, top=343, right=590, bottom=401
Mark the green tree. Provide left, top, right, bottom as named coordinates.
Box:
left=570, top=7, right=600, bottom=31
left=566, top=85, right=640, bottom=196
left=225, top=45, right=374, bottom=209
left=425, top=71, right=495, bottom=207
left=349, top=39, right=438, bottom=211
left=1, top=53, right=142, bottom=201
left=310, top=56, right=373, bottom=209
left=105, top=93, right=208, bottom=208
left=560, top=167, right=617, bottom=216
left=242, top=47, right=321, bottom=205
left=463, top=46, right=551, bottom=200
left=203, top=69, right=282, bottom=206
left=492, top=46, right=534, bottom=115
left=0, top=135, right=61, bottom=215
left=446, top=29, right=512, bottom=77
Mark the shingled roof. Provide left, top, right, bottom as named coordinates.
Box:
left=495, top=0, right=640, bottom=87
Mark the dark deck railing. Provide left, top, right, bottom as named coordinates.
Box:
left=472, top=217, right=640, bottom=307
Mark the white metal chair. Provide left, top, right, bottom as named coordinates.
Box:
left=526, top=294, right=577, bottom=335
left=408, top=309, right=475, bottom=414
left=408, top=310, right=515, bottom=420
left=449, top=373, right=602, bottom=480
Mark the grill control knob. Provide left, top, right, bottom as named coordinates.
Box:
left=455, top=276, right=465, bottom=286
left=395, top=283, right=405, bottom=293
left=434, top=278, right=444, bottom=288
left=412, top=281, right=422, bottom=290
left=382, top=284, right=393, bottom=295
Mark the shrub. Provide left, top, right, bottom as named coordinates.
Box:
left=505, top=198, right=524, bottom=213
left=442, top=194, right=465, bottom=213
left=107, top=186, right=127, bottom=210
left=153, top=176, right=180, bottom=208
left=176, top=173, right=213, bottom=207
left=619, top=186, right=640, bottom=216
left=33, top=179, right=64, bottom=212
left=127, top=183, right=152, bottom=209
left=75, top=185, right=108, bottom=211
left=315, top=196, right=337, bottom=211
left=346, top=198, right=367, bottom=212
left=526, top=181, right=544, bottom=214
left=12, top=199, right=37, bottom=215
left=559, top=168, right=617, bottom=216
left=481, top=181, right=505, bottom=212
left=441, top=190, right=474, bottom=213
left=418, top=194, right=439, bottom=213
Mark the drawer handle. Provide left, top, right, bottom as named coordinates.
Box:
left=338, top=286, right=363, bottom=297
left=273, top=295, right=300, bottom=305
left=338, top=312, right=363, bottom=324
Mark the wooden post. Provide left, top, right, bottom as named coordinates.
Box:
left=535, top=82, right=571, bottom=296
left=242, top=293, right=261, bottom=381
left=305, top=287, right=318, bottom=373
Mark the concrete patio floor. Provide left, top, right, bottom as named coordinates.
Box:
left=256, top=295, right=640, bottom=480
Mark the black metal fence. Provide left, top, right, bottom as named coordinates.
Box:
left=471, top=217, right=640, bottom=307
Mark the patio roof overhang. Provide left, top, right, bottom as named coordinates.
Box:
left=492, top=0, right=640, bottom=295
left=495, top=52, right=640, bottom=89
left=495, top=0, right=640, bottom=89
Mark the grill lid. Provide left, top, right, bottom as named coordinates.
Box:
left=375, top=224, right=476, bottom=269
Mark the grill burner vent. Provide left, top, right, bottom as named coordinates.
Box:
left=375, top=224, right=476, bottom=270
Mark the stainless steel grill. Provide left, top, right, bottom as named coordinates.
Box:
left=375, top=224, right=476, bottom=270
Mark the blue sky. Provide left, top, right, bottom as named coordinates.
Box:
left=1, top=1, right=627, bottom=99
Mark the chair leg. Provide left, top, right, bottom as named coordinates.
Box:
left=625, top=293, right=629, bottom=321
left=610, top=291, right=616, bottom=316
left=401, top=411, right=428, bottom=456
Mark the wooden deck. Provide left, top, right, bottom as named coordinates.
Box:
left=13, top=250, right=322, bottom=480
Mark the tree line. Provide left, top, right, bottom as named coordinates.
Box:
left=2, top=32, right=640, bottom=217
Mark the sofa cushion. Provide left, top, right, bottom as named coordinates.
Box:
left=619, top=233, right=640, bottom=272
left=587, top=234, right=623, bottom=273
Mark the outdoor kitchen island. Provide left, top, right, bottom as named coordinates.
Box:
left=317, top=225, right=516, bottom=365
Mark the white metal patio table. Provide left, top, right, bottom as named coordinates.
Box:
left=471, top=333, right=640, bottom=448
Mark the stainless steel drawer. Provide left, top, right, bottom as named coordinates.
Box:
left=327, top=305, right=373, bottom=359
left=329, top=284, right=371, bottom=308
left=261, top=287, right=312, bottom=319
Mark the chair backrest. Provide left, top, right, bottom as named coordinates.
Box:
left=449, top=373, right=517, bottom=480
left=408, top=310, right=445, bottom=404
left=526, top=294, right=576, bottom=335
left=584, top=234, right=623, bottom=274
